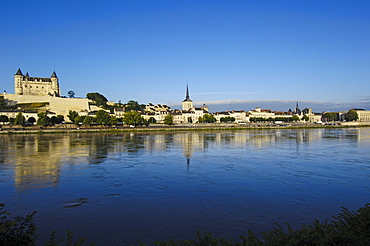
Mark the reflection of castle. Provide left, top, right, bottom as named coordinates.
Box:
left=3, top=129, right=369, bottom=192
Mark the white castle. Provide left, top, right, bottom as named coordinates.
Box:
left=14, top=68, right=61, bottom=97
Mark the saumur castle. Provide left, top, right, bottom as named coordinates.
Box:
left=1, top=69, right=370, bottom=124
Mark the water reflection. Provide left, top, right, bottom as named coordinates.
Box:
left=1, top=128, right=369, bottom=193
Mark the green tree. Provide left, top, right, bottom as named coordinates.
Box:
left=163, top=114, right=174, bottom=125
left=67, top=90, right=75, bottom=98
left=86, top=92, right=108, bottom=107
left=0, top=96, right=6, bottom=109
left=37, top=112, right=51, bottom=126
left=148, top=117, right=156, bottom=123
left=73, top=115, right=85, bottom=126
left=123, top=111, right=145, bottom=126
left=292, top=115, right=300, bottom=121
left=302, top=115, right=309, bottom=121
left=345, top=109, right=359, bottom=122
left=124, top=100, right=145, bottom=112
left=14, top=112, right=26, bottom=125
left=220, top=116, right=235, bottom=123
left=50, top=115, right=64, bottom=125
left=200, top=114, right=216, bottom=123
left=323, top=112, right=339, bottom=122
left=83, top=116, right=95, bottom=125
left=95, top=110, right=111, bottom=124
left=67, top=110, right=79, bottom=123
left=110, top=115, right=118, bottom=125
left=0, top=115, right=9, bottom=124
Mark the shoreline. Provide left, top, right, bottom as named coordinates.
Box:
left=1, top=123, right=369, bottom=134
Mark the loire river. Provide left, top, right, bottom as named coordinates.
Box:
left=1, top=128, right=370, bottom=245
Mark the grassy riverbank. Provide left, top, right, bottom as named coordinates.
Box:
left=1, top=123, right=368, bottom=135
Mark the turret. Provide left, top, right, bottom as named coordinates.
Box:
left=50, top=71, right=60, bottom=96
left=14, top=68, right=23, bottom=95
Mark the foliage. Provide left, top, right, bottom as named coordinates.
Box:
left=83, top=116, right=95, bottom=125
left=67, top=111, right=79, bottom=123
left=124, top=100, right=146, bottom=112
left=322, top=112, right=339, bottom=122
left=73, top=115, right=85, bottom=126
left=95, top=110, right=111, bottom=125
left=0, top=204, right=88, bottom=246
left=123, top=111, right=145, bottom=126
left=220, top=116, right=236, bottom=123
left=291, top=115, right=300, bottom=122
left=110, top=115, right=118, bottom=125
left=37, top=112, right=52, bottom=126
left=163, top=114, right=174, bottom=125
left=67, top=90, right=75, bottom=98
left=153, top=203, right=370, bottom=246
left=0, top=203, right=38, bottom=245
left=345, top=109, right=358, bottom=122
left=301, top=115, right=309, bottom=121
left=148, top=117, right=157, bottom=123
left=51, top=115, right=64, bottom=125
left=86, top=92, right=108, bottom=107
left=0, top=96, right=6, bottom=109
left=198, top=114, right=216, bottom=123
left=14, top=112, right=26, bottom=125
left=0, top=115, right=9, bottom=123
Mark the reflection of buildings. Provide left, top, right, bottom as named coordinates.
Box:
left=2, top=128, right=369, bottom=192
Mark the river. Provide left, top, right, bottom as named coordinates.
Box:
left=1, top=128, right=370, bottom=245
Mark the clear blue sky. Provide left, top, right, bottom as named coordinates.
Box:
left=1, top=0, right=369, bottom=112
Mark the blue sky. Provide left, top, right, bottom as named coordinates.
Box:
left=1, top=0, right=369, bottom=112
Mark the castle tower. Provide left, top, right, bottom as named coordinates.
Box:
left=182, top=84, right=193, bottom=111
left=50, top=71, right=60, bottom=96
left=14, top=68, right=24, bottom=95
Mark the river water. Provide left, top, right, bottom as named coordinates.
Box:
left=1, top=128, right=370, bottom=245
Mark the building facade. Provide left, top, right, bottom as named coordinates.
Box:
left=14, top=69, right=60, bottom=97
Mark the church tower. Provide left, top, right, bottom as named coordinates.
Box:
left=182, top=84, right=193, bottom=111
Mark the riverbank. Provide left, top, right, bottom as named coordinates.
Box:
left=1, top=122, right=369, bottom=134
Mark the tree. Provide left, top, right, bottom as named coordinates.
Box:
left=110, top=115, right=118, bottom=125
left=345, top=109, right=359, bottom=122
left=50, top=115, right=64, bottom=125
left=163, top=114, right=174, bottom=125
left=199, top=114, right=216, bottom=123
left=83, top=116, right=95, bottom=125
left=67, top=110, right=79, bottom=123
left=302, top=115, right=309, bottom=121
left=14, top=112, right=26, bottom=125
left=0, top=115, right=9, bottom=124
left=322, top=112, right=339, bottom=122
left=0, top=96, right=6, bottom=109
left=73, top=115, right=85, bottom=126
left=86, top=92, right=108, bottom=107
left=37, top=112, right=51, bottom=126
left=95, top=110, right=111, bottom=124
left=292, top=115, right=300, bottom=122
left=124, top=100, right=145, bottom=112
left=220, top=116, right=235, bottom=123
left=123, top=111, right=145, bottom=126
left=148, top=117, right=156, bottom=123
left=67, top=90, right=75, bottom=98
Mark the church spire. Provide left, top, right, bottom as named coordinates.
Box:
left=186, top=84, right=190, bottom=100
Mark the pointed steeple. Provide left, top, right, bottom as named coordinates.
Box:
left=183, top=84, right=192, bottom=102
left=51, top=71, right=58, bottom=78
left=26, top=72, right=29, bottom=77
left=15, top=68, right=23, bottom=75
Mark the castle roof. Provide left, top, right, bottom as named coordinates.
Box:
left=15, top=68, right=23, bottom=75
left=51, top=71, right=58, bottom=78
